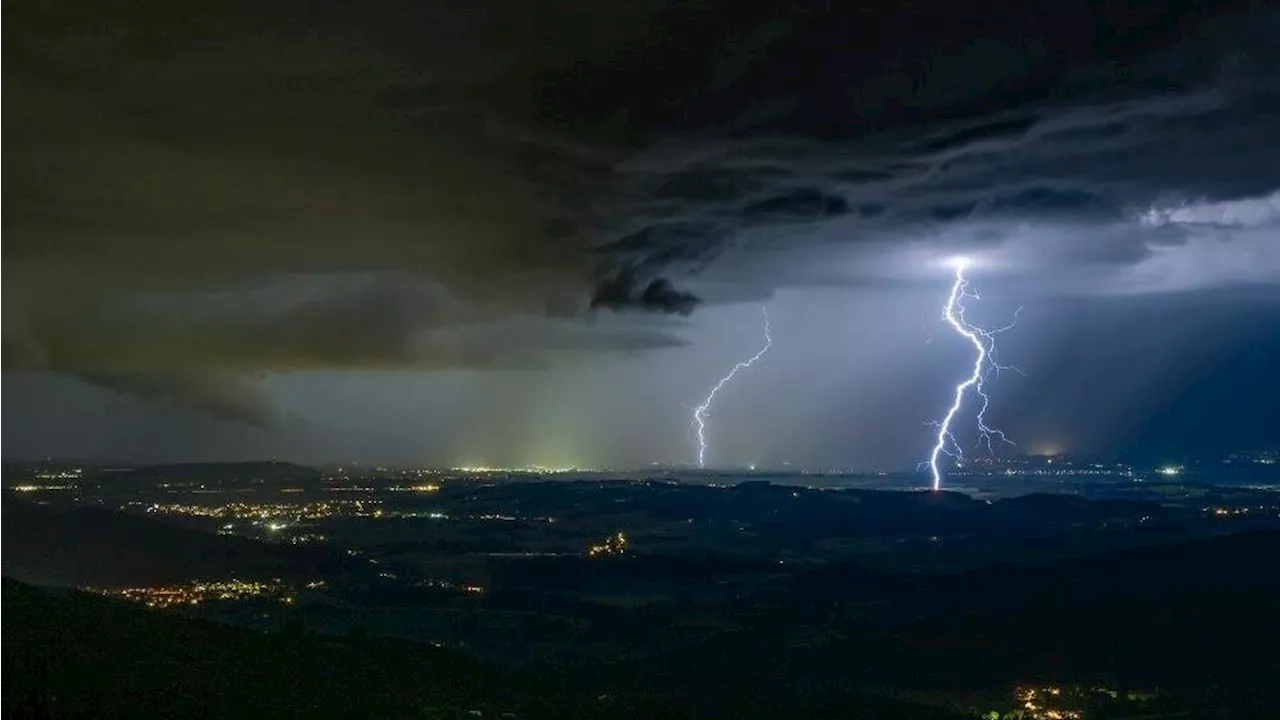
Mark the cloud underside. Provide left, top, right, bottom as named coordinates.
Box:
left=2, top=276, right=689, bottom=423
left=4, top=0, right=1280, bottom=419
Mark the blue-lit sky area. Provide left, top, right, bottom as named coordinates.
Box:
left=4, top=1, right=1278, bottom=469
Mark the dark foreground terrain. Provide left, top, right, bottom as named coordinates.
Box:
left=6, top=531, right=1279, bottom=718
left=4, top=465, right=1280, bottom=718
left=3, top=579, right=971, bottom=720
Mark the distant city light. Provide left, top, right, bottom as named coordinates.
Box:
left=145, top=499, right=383, bottom=521
left=85, top=579, right=292, bottom=609
left=587, top=531, right=628, bottom=558
left=450, top=465, right=591, bottom=474
left=33, top=469, right=84, bottom=480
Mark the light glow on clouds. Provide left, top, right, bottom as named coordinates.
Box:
left=1120, top=191, right=1280, bottom=293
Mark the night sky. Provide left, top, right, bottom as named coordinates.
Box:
left=4, top=0, right=1278, bottom=469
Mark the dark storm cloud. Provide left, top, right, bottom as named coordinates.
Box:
left=4, top=273, right=688, bottom=422
left=80, top=372, right=278, bottom=427
left=590, top=275, right=700, bottom=316
left=5, top=0, right=1280, bottom=421
left=596, top=3, right=1280, bottom=292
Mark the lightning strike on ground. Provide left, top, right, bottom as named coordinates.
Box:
left=926, top=259, right=1020, bottom=490
left=692, top=305, right=773, bottom=469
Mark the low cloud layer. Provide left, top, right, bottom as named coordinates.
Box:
left=5, top=0, right=1280, bottom=420
left=4, top=274, right=687, bottom=423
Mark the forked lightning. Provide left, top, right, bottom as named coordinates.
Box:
left=692, top=305, right=773, bottom=469
left=926, top=258, right=1020, bottom=490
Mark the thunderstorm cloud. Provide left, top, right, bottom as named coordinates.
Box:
left=5, top=0, right=1280, bottom=428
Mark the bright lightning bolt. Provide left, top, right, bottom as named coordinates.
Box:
left=692, top=305, right=773, bottom=469
left=926, top=258, right=1020, bottom=491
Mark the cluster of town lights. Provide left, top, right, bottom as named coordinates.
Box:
left=86, top=579, right=293, bottom=609
left=587, top=531, right=628, bottom=558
